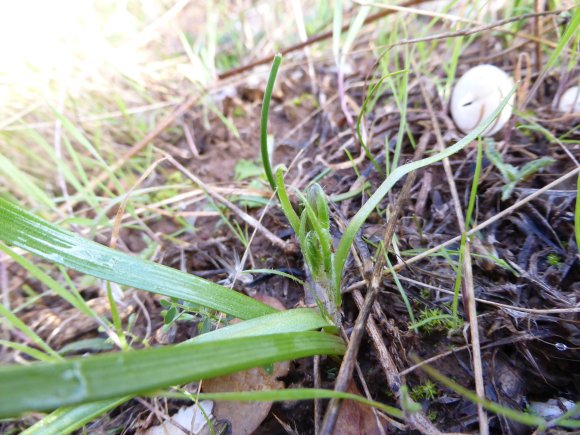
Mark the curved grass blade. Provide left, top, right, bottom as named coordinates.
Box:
left=333, top=85, right=517, bottom=291
left=261, top=53, right=282, bottom=190
left=0, top=198, right=276, bottom=320
left=0, top=331, right=344, bottom=418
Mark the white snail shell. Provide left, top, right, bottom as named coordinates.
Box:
left=557, top=86, right=580, bottom=113
left=450, top=64, right=515, bottom=136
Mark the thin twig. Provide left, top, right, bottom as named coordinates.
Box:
left=418, top=77, right=488, bottom=434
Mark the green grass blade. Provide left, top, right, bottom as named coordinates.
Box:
left=189, top=308, right=334, bottom=344
left=0, top=198, right=276, bottom=320
left=0, top=303, right=61, bottom=361
left=164, top=388, right=403, bottom=419
left=542, top=6, right=580, bottom=74
left=333, top=85, right=517, bottom=291
left=0, top=340, right=55, bottom=363
left=0, top=154, right=54, bottom=210
left=0, top=244, right=112, bottom=330
left=21, top=397, right=131, bottom=435
left=275, top=167, right=300, bottom=232
left=260, top=54, right=282, bottom=190
left=20, top=308, right=333, bottom=433
left=0, top=332, right=345, bottom=417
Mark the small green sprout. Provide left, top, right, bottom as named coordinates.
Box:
left=547, top=253, right=562, bottom=267
left=410, top=380, right=439, bottom=401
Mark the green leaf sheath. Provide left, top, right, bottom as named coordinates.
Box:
left=0, top=332, right=344, bottom=418
left=0, top=198, right=276, bottom=320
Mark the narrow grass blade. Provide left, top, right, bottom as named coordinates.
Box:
left=260, top=54, right=282, bottom=190
left=0, top=154, right=54, bottom=209
left=0, top=340, right=55, bottom=363
left=164, top=388, right=403, bottom=419
left=275, top=167, right=300, bottom=232
left=0, top=303, right=61, bottom=361
left=542, top=6, right=580, bottom=74
left=0, top=198, right=276, bottom=320
left=333, top=85, right=517, bottom=291
left=21, top=397, right=130, bottom=435
left=0, top=332, right=345, bottom=417
left=0, top=244, right=111, bottom=331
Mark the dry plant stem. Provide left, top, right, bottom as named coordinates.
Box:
left=290, top=0, right=318, bottom=96
left=314, top=355, right=321, bottom=434
left=54, top=76, right=72, bottom=218
left=320, top=134, right=429, bottom=435
left=373, top=9, right=568, bottom=52
left=135, top=397, right=191, bottom=435
left=419, top=79, right=488, bottom=435
left=534, top=0, right=544, bottom=98
left=110, top=157, right=168, bottom=249
left=217, top=0, right=429, bottom=80
left=63, top=94, right=201, bottom=212
left=164, top=154, right=288, bottom=251
left=351, top=289, right=401, bottom=394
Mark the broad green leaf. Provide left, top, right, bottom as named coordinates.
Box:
left=0, top=198, right=276, bottom=320
left=24, top=308, right=333, bottom=433
left=0, top=332, right=344, bottom=417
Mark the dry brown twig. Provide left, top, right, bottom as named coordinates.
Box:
left=217, top=0, right=430, bottom=80
left=364, top=5, right=570, bottom=51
